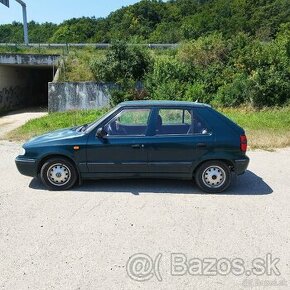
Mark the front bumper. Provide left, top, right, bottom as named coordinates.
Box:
left=234, top=157, right=250, bottom=175
left=15, top=156, right=38, bottom=177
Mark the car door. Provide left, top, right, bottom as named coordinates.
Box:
left=86, top=107, right=152, bottom=176
left=146, top=107, right=213, bottom=177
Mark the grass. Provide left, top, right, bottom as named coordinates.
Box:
left=0, top=45, right=67, bottom=55
left=6, top=107, right=290, bottom=150
left=220, top=107, right=290, bottom=149
left=59, top=48, right=106, bottom=82
left=6, top=109, right=108, bottom=142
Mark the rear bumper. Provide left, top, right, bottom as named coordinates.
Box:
left=15, top=156, right=38, bottom=177
left=234, top=157, right=250, bottom=175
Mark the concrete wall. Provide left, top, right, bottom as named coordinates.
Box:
left=0, top=54, right=59, bottom=66
left=0, top=65, right=31, bottom=112
left=48, top=82, right=113, bottom=112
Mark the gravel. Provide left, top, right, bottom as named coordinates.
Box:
left=0, top=140, right=289, bottom=289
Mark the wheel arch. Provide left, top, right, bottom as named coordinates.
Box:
left=37, top=154, right=82, bottom=184
left=192, top=159, right=234, bottom=176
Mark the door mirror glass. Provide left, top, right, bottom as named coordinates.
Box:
left=96, top=127, right=107, bottom=138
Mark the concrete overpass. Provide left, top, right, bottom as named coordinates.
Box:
left=0, top=54, right=59, bottom=113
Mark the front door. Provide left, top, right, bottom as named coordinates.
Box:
left=86, top=108, right=152, bottom=176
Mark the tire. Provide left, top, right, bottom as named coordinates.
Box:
left=195, top=161, right=232, bottom=193
left=40, top=157, right=77, bottom=191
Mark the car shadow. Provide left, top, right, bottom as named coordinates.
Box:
left=29, top=170, right=273, bottom=196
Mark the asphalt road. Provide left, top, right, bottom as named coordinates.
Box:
left=0, top=140, right=289, bottom=289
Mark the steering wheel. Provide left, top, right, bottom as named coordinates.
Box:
left=106, top=121, right=116, bottom=135
left=115, top=121, right=126, bottom=135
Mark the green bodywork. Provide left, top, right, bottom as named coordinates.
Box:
left=15, top=101, right=249, bottom=181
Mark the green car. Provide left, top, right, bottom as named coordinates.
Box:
left=15, top=101, right=249, bottom=193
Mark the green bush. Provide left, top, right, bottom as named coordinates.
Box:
left=144, top=56, right=195, bottom=100
left=226, top=37, right=290, bottom=107
left=175, top=32, right=290, bottom=108
left=88, top=31, right=290, bottom=108
left=177, top=33, right=228, bottom=67
left=215, top=73, right=251, bottom=106
left=90, top=41, right=151, bottom=105
left=90, top=41, right=151, bottom=84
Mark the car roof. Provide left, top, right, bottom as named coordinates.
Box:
left=119, top=100, right=211, bottom=108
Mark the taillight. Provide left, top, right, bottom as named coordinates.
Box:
left=240, top=135, right=247, bottom=152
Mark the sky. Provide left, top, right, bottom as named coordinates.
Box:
left=0, top=0, right=141, bottom=24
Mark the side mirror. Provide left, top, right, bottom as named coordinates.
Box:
left=96, top=127, right=107, bottom=138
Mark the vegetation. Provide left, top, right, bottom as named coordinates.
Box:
left=59, top=48, right=105, bottom=82
left=152, top=28, right=290, bottom=108
left=1, top=0, right=290, bottom=145
left=90, top=42, right=152, bottom=105
left=84, top=28, right=290, bottom=108
left=7, top=107, right=290, bottom=149
left=0, top=0, right=288, bottom=43
left=0, top=0, right=289, bottom=108
left=0, top=44, right=66, bottom=55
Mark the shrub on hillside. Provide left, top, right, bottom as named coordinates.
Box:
left=144, top=56, right=196, bottom=101
left=90, top=41, right=151, bottom=83
left=90, top=41, right=151, bottom=105
left=177, top=34, right=228, bottom=67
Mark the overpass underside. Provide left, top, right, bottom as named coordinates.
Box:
left=0, top=54, right=59, bottom=113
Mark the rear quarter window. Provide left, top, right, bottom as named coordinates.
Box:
left=195, top=107, right=244, bottom=136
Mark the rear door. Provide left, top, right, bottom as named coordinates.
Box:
left=146, top=107, right=213, bottom=176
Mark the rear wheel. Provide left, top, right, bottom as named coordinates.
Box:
left=195, top=161, right=232, bottom=193
left=40, top=157, right=77, bottom=191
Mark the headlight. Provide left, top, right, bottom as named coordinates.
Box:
left=20, top=147, right=26, bottom=156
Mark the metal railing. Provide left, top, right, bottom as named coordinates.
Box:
left=0, top=43, right=179, bottom=49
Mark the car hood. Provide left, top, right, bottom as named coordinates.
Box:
left=24, top=127, right=85, bottom=147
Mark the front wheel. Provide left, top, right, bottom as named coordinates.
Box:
left=195, top=161, right=232, bottom=193
left=40, top=157, right=77, bottom=191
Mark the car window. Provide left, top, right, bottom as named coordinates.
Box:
left=118, top=109, right=149, bottom=125
left=104, top=108, right=150, bottom=136
left=156, top=108, right=208, bottom=135
left=192, top=114, right=209, bottom=135
left=159, top=109, right=191, bottom=125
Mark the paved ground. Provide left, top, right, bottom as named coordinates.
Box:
left=0, top=108, right=47, bottom=139
left=0, top=139, right=289, bottom=289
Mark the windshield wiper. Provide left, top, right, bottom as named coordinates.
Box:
left=76, top=124, right=88, bottom=132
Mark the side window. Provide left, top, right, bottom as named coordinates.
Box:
left=159, top=109, right=191, bottom=125
left=184, top=110, right=191, bottom=124
left=192, top=114, right=209, bottom=135
left=156, top=108, right=208, bottom=135
left=156, top=109, right=191, bottom=135
left=104, top=108, right=150, bottom=136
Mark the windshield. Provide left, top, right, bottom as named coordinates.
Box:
left=83, top=107, right=118, bottom=132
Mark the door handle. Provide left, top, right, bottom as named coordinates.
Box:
left=131, top=144, right=145, bottom=149
left=197, top=143, right=207, bottom=148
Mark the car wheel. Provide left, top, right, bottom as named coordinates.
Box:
left=40, top=157, right=77, bottom=191
left=195, top=161, right=232, bottom=193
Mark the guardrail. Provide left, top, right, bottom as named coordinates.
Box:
left=0, top=43, right=179, bottom=49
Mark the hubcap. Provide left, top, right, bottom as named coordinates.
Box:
left=47, top=163, right=71, bottom=186
left=202, top=166, right=226, bottom=188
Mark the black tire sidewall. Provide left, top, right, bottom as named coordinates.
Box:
left=195, top=161, right=232, bottom=193
left=40, top=158, right=77, bottom=191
